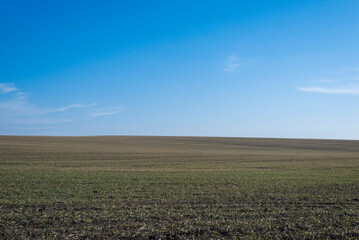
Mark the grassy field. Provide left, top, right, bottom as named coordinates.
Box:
left=1, top=135, right=359, bottom=239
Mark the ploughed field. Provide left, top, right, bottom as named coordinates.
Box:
left=1, top=136, right=359, bottom=239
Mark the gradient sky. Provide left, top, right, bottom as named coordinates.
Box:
left=1, top=0, right=359, bottom=138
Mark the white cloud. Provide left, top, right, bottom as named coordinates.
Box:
left=297, top=86, right=359, bottom=95
left=0, top=83, right=17, bottom=93
left=0, top=93, right=95, bottom=118
left=89, top=107, right=122, bottom=117
left=0, top=83, right=122, bottom=127
left=50, top=103, right=97, bottom=113
left=299, top=66, right=359, bottom=95
left=222, top=55, right=240, bottom=72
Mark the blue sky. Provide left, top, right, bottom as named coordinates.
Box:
left=1, top=0, right=359, bottom=139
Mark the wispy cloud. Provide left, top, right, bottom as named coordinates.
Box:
left=0, top=83, right=122, bottom=127
left=50, top=103, right=97, bottom=113
left=298, top=66, right=359, bottom=95
left=0, top=94, right=95, bottom=118
left=0, top=83, right=17, bottom=93
left=222, top=55, right=240, bottom=72
left=89, top=106, right=122, bottom=117
left=297, top=86, right=359, bottom=95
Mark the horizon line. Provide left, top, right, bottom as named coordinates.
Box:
left=0, top=134, right=358, bottom=141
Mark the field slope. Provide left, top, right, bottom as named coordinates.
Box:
left=1, top=136, right=359, bottom=239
